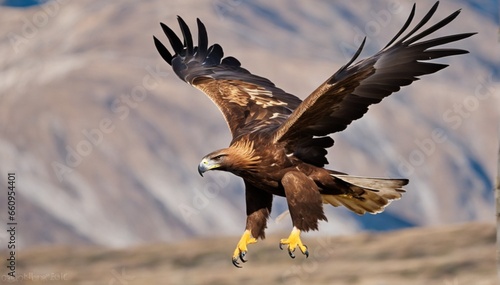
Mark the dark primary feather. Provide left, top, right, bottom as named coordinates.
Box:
left=272, top=1, right=475, bottom=148
left=383, top=3, right=416, bottom=48
left=177, top=17, right=194, bottom=55
left=154, top=16, right=302, bottom=138
left=153, top=36, right=172, bottom=64
left=196, top=18, right=208, bottom=57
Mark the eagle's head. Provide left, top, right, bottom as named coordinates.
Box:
left=198, top=150, right=229, bottom=176
left=198, top=140, right=261, bottom=176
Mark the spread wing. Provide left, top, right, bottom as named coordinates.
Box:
left=272, top=2, right=475, bottom=148
left=154, top=17, right=302, bottom=139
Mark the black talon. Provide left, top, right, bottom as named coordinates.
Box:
left=288, top=249, right=295, bottom=259
left=279, top=243, right=284, bottom=250
left=304, top=245, right=309, bottom=258
left=240, top=251, right=247, bottom=263
left=232, top=257, right=242, bottom=268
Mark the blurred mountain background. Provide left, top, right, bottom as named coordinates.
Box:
left=0, top=0, right=498, bottom=251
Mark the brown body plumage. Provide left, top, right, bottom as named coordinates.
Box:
left=153, top=1, right=474, bottom=267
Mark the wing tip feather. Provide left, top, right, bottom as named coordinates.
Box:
left=153, top=35, right=173, bottom=65
left=177, top=16, right=194, bottom=54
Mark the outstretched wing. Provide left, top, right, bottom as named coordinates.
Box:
left=272, top=2, right=475, bottom=147
left=154, top=17, right=302, bottom=139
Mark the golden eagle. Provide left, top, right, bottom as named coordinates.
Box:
left=153, top=2, right=473, bottom=267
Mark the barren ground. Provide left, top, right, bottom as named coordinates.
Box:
left=2, top=222, right=496, bottom=285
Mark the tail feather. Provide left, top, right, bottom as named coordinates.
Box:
left=322, top=175, right=408, bottom=215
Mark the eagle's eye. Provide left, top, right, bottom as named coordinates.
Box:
left=212, top=154, right=227, bottom=161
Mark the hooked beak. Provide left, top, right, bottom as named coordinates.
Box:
left=197, top=158, right=219, bottom=177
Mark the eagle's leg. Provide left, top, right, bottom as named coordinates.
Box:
left=280, top=171, right=326, bottom=259
left=232, top=182, right=273, bottom=268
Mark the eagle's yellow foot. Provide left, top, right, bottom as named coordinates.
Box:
left=279, top=227, right=309, bottom=259
left=232, top=229, right=257, bottom=268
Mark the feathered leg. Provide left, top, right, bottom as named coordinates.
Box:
left=280, top=171, right=326, bottom=258
left=232, top=182, right=272, bottom=268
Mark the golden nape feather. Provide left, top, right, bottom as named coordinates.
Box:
left=322, top=175, right=408, bottom=215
